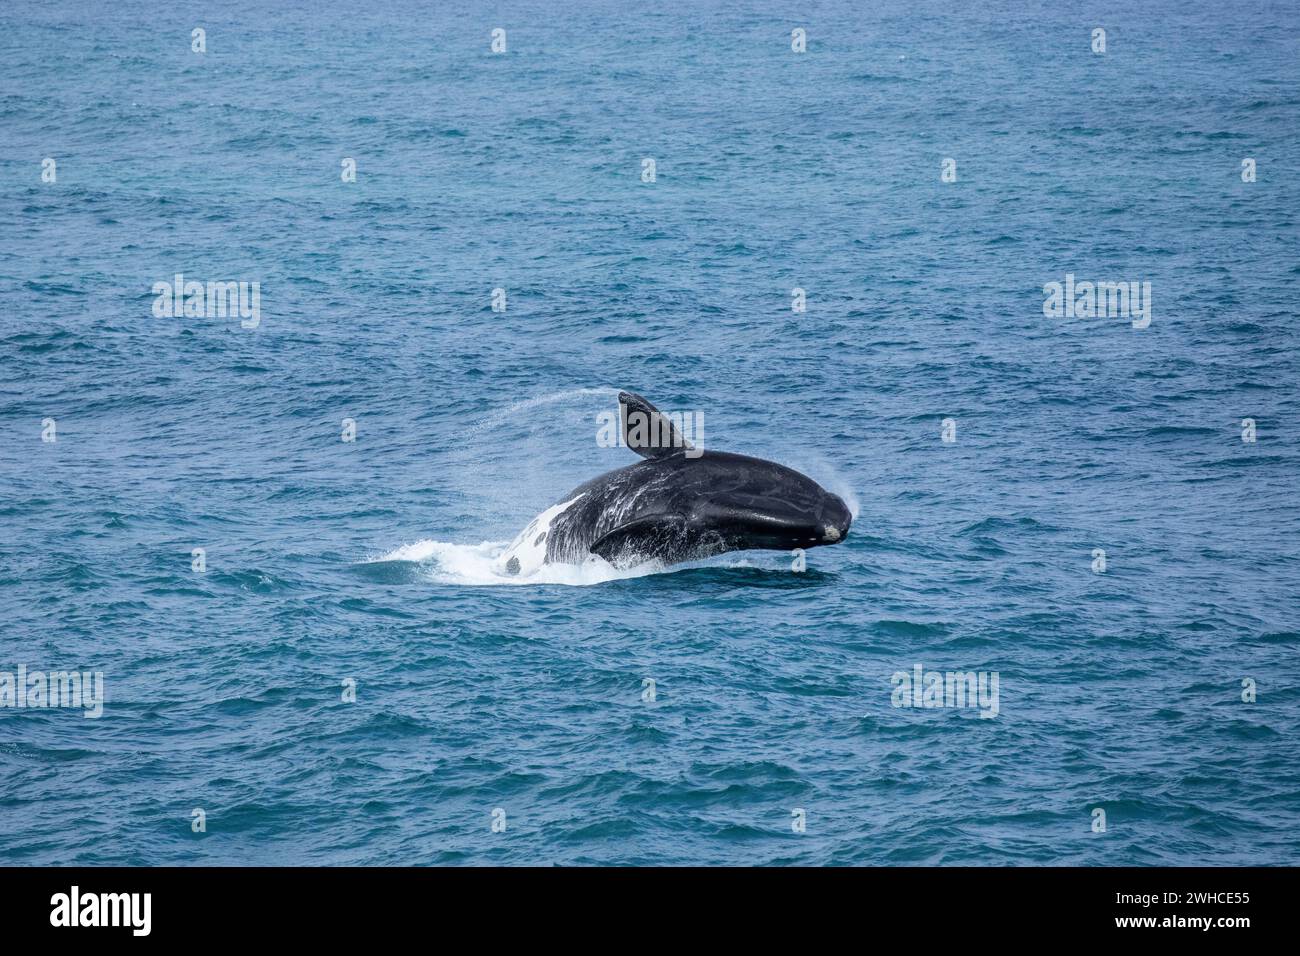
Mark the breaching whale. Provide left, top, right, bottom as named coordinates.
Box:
left=497, top=391, right=853, bottom=575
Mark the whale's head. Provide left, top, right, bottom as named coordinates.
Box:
left=686, top=452, right=853, bottom=552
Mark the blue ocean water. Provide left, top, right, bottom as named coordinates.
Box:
left=2, top=0, right=1298, bottom=866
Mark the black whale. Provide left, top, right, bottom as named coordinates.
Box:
left=499, top=392, right=852, bottom=574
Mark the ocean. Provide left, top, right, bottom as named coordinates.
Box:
left=1, top=0, right=1298, bottom=865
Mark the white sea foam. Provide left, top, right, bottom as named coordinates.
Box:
left=366, top=538, right=666, bottom=586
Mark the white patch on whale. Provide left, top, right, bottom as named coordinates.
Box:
left=495, top=494, right=586, bottom=577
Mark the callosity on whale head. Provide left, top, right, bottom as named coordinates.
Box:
left=496, top=390, right=852, bottom=574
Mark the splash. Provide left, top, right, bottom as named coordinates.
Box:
left=365, top=539, right=667, bottom=587
left=825, top=473, right=862, bottom=521
left=781, top=452, right=861, bottom=521
left=457, top=387, right=614, bottom=440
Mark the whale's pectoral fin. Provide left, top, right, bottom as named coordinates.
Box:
left=590, top=514, right=689, bottom=568
left=619, top=391, right=693, bottom=459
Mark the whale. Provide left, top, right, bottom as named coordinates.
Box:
left=496, top=391, right=853, bottom=575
